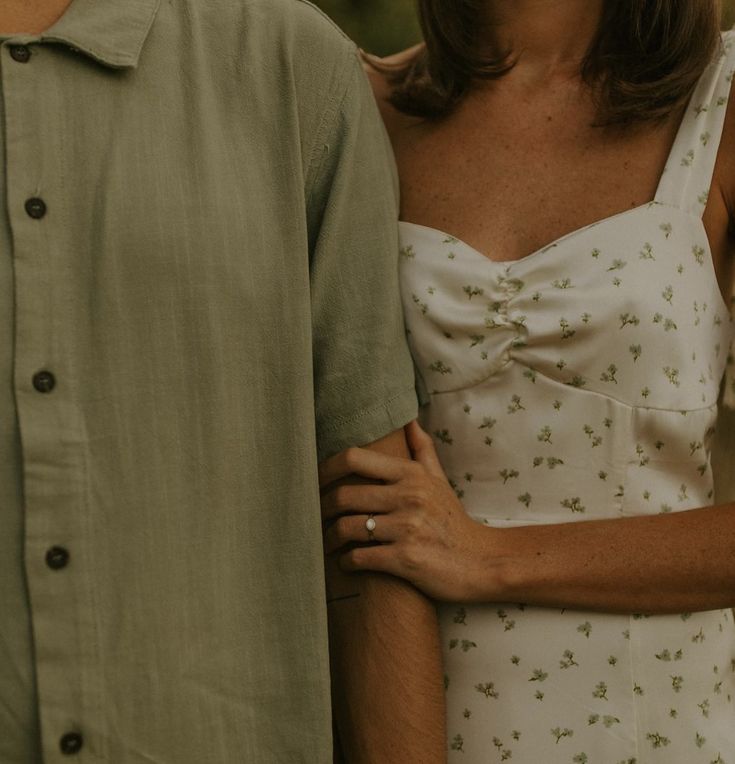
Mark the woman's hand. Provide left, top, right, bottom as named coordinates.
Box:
left=319, top=420, right=500, bottom=602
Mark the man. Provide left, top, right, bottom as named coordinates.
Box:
left=0, top=0, right=444, bottom=760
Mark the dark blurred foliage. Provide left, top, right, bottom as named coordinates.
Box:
left=312, top=0, right=420, bottom=55
left=312, top=0, right=735, bottom=57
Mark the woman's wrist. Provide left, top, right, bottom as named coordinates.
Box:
left=463, top=524, right=526, bottom=603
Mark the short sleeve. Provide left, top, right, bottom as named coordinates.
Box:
left=306, top=50, right=418, bottom=462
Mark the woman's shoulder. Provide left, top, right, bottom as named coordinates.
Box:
left=360, top=44, right=425, bottom=134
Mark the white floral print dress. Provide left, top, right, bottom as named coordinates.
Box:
left=398, top=32, right=735, bottom=764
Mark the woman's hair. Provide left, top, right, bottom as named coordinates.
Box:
left=381, top=0, right=723, bottom=125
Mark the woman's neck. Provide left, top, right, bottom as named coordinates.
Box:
left=0, top=0, right=73, bottom=35
left=486, top=0, right=605, bottom=82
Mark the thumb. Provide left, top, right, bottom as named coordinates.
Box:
left=405, top=420, right=445, bottom=479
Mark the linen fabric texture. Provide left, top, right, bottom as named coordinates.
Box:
left=0, top=0, right=417, bottom=761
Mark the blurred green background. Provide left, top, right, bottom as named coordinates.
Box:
left=312, top=0, right=735, bottom=57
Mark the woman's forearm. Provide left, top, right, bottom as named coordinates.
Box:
left=485, top=503, right=735, bottom=613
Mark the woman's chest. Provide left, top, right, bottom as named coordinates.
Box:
left=396, top=104, right=678, bottom=265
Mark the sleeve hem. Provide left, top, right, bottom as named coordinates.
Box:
left=317, top=386, right=418, bottom=463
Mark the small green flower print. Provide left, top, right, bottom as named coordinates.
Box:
left=411, top=294, right=428, bottom=315
left=449, top=639, right=477, bottom=652
left=399, top=244, right=415, bottom=258
left=701, top=130, right=711, bottom=145
left=523, top=368, right=537, bottom=383
left=434, top=429, right=453, bottom=444
left=562, top=497, right=586, bottom=513
left=469, top=334, right=485, bottom=347
left=653, top=312, right=678, bottom=331
left=537, top=425, right=553, bottom=444
left=450, top=734, right=464, bottom=752
left=577, top=621, right=592, bottom=638
left=663, top=366, right=681, bottom=386
left=600, top=364, right=618, bottom=384
left=502, top=277, right=525, bottom=294
left=560, top=650, right=579, bottom=669
left=463, top=707, right=471, bottom=719
left=552, top=278, right=573, bottom=289
left=463, top=285, right=484, bottom=299
left=560, top=318, right=576, bottom=339
left=640, top=242, right=655, bottom=260
left=607, top=259, right=627, bottom=272
left=671, top=675, right=684, bottom=692
left=660, top=222, right=673, bottom=238
left=475, top=682, right=499, bottom=699
left=662, top=285, right=674, bottom=303
left=517, top=492, right=532, bottom=507
left=499, top=468, right=519, bottom=483
left=619, top=313, right=640, bottom=328
left=550, top=727, right=573, bottom=743
left=592, top=681, right=609, bottom=700
left=453, top=607, right=467, bottom=625
left=681, top=149, right=695, bottom=166
left=695, top=733, right=706, bottom=748
left=646, top=732, right=670, bottom=748
left=529, top=668, right=549, bottom=682
left=572, top=754, right=588, bottom=764
left=508, top=395, right=525, bottom=413
left=591, top=248, right=601, bottom=258
left=693, top=244, right=706, bottom=265
left=429, top=360, right=452, bottom=375
left=497, top=609, right=516, bottom=632
left=479, top=416, right=496, bottom=430
left=491, top=738, right=512, bottom=761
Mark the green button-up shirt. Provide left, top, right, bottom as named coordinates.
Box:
left=0, top=1, right=417, bottom=760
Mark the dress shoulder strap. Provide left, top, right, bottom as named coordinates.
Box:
left=655, top=31, right=735, bottom=216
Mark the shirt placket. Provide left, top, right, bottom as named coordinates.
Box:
left=2, top=39, right=101, bottom=761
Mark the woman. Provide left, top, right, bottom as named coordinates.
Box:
left=321, top=0, right=735, bottom=761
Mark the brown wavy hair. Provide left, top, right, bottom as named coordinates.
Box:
left=382, top=0, right=723, bottom=125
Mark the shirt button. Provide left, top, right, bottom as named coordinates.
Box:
left=9, top=45, right=31, bottom=63
left=59, top=732, right=83, bottom=755
left=32, top=370, right=56, bottom=393
left=25, top=197, right=47, bottom=219
left=46, top=546, right=70, bottom=570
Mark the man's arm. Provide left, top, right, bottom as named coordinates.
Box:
left=323, top=429, right=445, bottom=764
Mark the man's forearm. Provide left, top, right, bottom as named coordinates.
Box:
left=322, top=429, right=446, bottom=763
left=327, top=566, right=445, bottom=763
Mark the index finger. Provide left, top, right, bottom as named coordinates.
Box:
left=318, top=446, right=412, bottom=490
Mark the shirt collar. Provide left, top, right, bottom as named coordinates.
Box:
left=41, top=0, right=160, bottom=69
